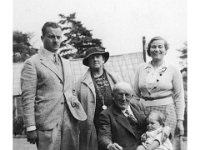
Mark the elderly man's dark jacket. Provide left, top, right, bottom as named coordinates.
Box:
left=98, top=101, right=147, bottom=150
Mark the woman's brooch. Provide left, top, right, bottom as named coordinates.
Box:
left=159, top=67, right=167, bottom=76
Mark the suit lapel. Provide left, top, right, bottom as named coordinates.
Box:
left=130, top=104, right=146, bottom=127
left=61, top=58, right=74, bottom=90
left=39, top=50, right=63, bottom=82
left=116, top=113, right=134, bottom=134
left=112, top=106, right=137, bottom=137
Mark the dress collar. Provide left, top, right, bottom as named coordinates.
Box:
left=145, top=61, right=168, bottom=74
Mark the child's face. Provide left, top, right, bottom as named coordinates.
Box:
left=147, top=113, right=161, bottom=131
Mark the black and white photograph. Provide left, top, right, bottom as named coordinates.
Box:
left=10, top=0, right=190, bottom=149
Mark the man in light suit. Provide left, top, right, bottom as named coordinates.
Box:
left=98, top=82, right=147, bottom=150
left=21, top=22, right=87, bottom=150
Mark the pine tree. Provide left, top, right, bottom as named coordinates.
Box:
left=58, top=13, right=104, bottom=59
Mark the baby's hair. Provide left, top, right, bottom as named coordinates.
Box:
left=148, top=110, right=166, bottom=127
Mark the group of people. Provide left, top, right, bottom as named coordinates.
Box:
left=20, top=21, right=185, bottom=150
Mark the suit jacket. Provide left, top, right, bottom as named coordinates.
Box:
left=98, top=102, right=147, bottom=150
left=76, top=68, right=122, bottom=150
left=21, top=49, right=86, bottom=130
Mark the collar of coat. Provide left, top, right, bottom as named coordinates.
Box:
left=80, top=68, right=118, bottom=96
left=37, top=48, right=74, bottom=87
left=110, top=103, right=146, bottom=138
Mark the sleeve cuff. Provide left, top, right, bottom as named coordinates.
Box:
left=106, top=143, right=112, bottom=149
left=26, top=126, right=36, bottom=131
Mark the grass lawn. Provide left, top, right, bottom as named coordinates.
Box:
left=13, top=136, right=187, bottom=150
left=13, top=138, right=37, bottom=150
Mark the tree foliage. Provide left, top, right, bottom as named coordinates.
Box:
left=177, top=42, right=187, bottom=136
left=13, top=116, right=25, bottom=136
left=58, top=13, right=104, bottom=59
left=13, top=31, right=37, bottom=62
left=177, top=42, right=187, bottom=95
left=177, top=42, right=187, bottom=99
left=177, top=42, right=187, bottom=72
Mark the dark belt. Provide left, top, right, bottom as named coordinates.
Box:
left=141, top=94, right=172, bottom=101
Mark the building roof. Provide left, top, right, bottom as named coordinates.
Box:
left=13, top=52, right=144, bottom=96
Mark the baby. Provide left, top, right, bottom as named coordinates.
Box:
left=136, top=110, right=173, bottom=150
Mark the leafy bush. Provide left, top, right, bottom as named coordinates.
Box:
left=13, top=116, right=25, bottom=136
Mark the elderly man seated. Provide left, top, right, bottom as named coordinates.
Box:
left=98, top=82, right=147, bottom=150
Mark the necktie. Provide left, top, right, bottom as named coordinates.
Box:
left=125, top=109, right=137, bottom=123
left=53, top=53, right=63, bottom=80
left=53, top=53, right=59, bottom=65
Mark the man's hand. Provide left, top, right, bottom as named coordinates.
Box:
left=26, top=130, right=38, bottom=144
left=177, top=120, right=184, bottom=136
left=161, top=126, right=171, bottom=143
left=107, top=143, right=123, bottom=150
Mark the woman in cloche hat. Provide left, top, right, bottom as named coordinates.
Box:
left=76, top=46, right=122, bottom=150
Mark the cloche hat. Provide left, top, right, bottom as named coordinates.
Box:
left=83, top=47, right=109, bottom=66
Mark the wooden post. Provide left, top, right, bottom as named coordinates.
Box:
left=142, top=36, right=146, bottom=62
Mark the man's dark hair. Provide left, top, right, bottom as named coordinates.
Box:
left=42, top=22, right=62, bottom=36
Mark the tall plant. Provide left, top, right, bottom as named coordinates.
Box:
left=13, top=31, right=37, bottom=62
left=58, top=13, right=104, bottom=59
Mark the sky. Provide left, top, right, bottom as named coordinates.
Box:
left=13, top=0, right=187, bottom=67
